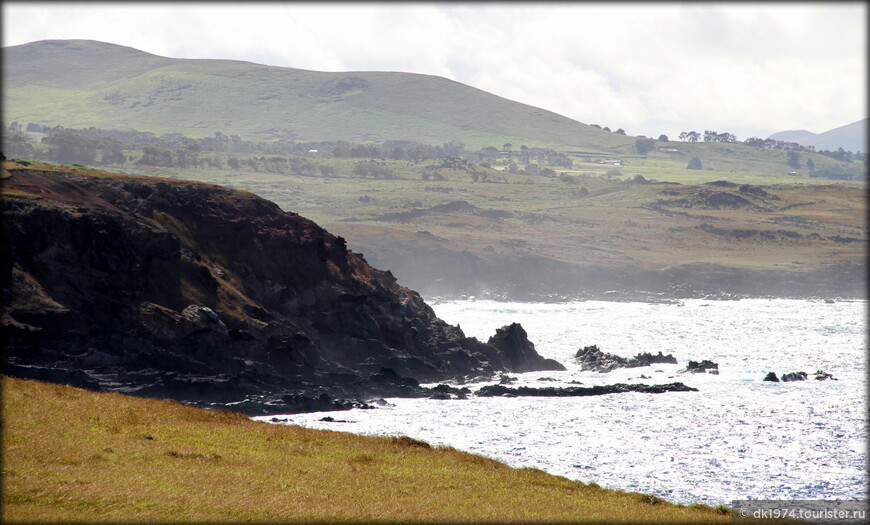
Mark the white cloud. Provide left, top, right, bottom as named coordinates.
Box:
left=2, top=2, right=866, bottom=140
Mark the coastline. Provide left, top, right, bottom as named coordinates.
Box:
left=3, top=375, right=735, bottom=523
left=272, top=298, right=868, bottom=507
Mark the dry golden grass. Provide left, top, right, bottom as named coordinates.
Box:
left=2, top=376, right=740, bottom=523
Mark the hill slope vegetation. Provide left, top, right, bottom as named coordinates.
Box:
left=2, top=39, right=633, bottom=151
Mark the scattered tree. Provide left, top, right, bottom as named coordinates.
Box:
left=679, top=131, right=701, bottom=142
left=42, top=130, right=99, bottom=164
left=2, top=132, right=35, bottom=159
left=634, top=138, right=656, bottom=155
left=686, top=156, right=703, bottom=170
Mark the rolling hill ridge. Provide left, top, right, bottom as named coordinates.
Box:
left=768, top=119, right=867, bottom=154
left=3, top=39, right=633, bottom=151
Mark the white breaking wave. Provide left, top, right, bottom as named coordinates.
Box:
left=255, top=299, right=868, bottom=505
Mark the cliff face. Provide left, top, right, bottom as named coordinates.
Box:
left=1, top=165, right=560, bottom=414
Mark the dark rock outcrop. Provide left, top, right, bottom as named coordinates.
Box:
left=680, top=360, right=719, bottom=374
left=781, top=371, right=809, bottom=382
left=813, top=370, right=837, bottom=381
left=486, top=323, right=566, bottom=373
left=475, top=382, right=698, bottom=397
left=574, top=345, right=677, bottom=373
left=763, top=372, right=780, bottom=382
left=1, top=166, right=564, bottom=414
left=763, top=370, right=836, bottom=382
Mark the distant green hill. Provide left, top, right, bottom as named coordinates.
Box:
left=2, top=39, right=634, bottom=152
left=769, top=119, right=868, bottom=154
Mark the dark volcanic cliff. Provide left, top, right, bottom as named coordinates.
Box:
left=1, top=164, right=562, bottom=414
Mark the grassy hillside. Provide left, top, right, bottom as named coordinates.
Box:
left=99, top=152, right=865, bottom=299
left=4, top=158, right=863, bottom=300
left=2, top=376, right=738, bottom=522
left=3, top=39, right=633, bottom=151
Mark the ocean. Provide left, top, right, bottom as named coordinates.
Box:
left=254, top=299, right=868, bottom=506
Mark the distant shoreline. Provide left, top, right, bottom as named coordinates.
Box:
left=423, top=290, right=868, bottom=305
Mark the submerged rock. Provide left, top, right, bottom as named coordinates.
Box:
left=763, top=372, right=780, bottom=382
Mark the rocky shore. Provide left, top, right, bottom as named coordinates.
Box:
left=2, top=165, right=569, bottom=414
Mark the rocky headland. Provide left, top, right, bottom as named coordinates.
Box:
left=1, top=164, right=567, bottom=414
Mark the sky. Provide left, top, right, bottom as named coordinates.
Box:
left=2, top=2, right=867, bottom=142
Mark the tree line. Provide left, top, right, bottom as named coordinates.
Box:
left=677, top=128, right=865, bottom=163
left=2, top=122, right=574, bottom=170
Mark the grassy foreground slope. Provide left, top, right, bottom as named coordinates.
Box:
left=2, top=376, right=732, bottom=523
left=3, top=39, right=632, bottom=151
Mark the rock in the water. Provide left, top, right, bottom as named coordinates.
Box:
left=634, top=351, right=679, bottom=366
left=781, top=371, right=808, bottom=382
left=680, top=360, right=719, bottom=374
left=813, top=370, right=837, bottom=381
left=319, top=416, right=353, bottom=423
left=574, top=345, right=624, bottom=373
left=765, top=370, right=836, bottom=382
left=476, top=382, right=698, bottom=397
left=574, top=345, right=677, bottom=373
left=485, top=323, right=566, bottom=373
left=426, top=383, right=470, bottom=400
left=428, top=392, right=453, bottom=400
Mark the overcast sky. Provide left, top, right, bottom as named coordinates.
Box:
left=3, top=2, right=866, bottom=141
